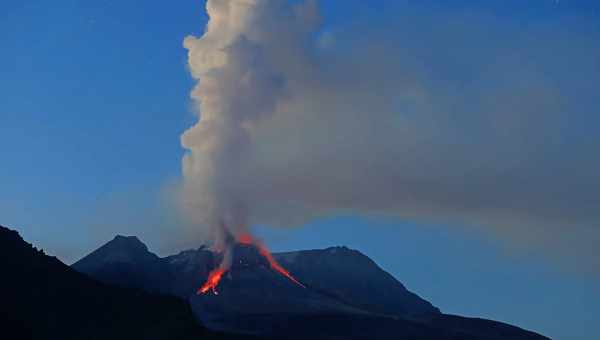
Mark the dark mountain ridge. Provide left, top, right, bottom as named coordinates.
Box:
left=73, top=235, right=550, bottom=340
left=0, top=225, right=203, bottom=339
left=0, top=225, right=258, bottom=340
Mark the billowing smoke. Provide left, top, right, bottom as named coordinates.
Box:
left=180, top=0, right=599, bottom=268
left=180, top=0, right=321, bottom=247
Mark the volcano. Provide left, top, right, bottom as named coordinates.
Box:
left=73, top=236, right=549, bottom=339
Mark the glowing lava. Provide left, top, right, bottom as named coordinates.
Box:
left=197, top=267, right=226, bottom=295
left=254, top=241, right=306, bottom=288
left=196, top=233, right=305, bottom=295
left=237, top=233, right=305, bottom=288
left=238, top=233, right=254, bottom=245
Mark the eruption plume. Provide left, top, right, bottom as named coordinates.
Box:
left=180, top=0, right=600, bottom=272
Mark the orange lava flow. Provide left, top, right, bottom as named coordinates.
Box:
left=197, top=233, right=305, bottom=295
left=197, top=267, right=226, bottom=295
left=256, top=243, right=306, bottom=288
left=238, top=233, right=305, bottom=288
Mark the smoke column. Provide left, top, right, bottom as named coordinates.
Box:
left=181, top=0, right=320, bottom=249
left=180, top=0, right=600, bottom=270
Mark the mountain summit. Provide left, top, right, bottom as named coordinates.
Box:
left=75, top=235, right=152, bottom=267
left=73, top=235, right=172, bottom=294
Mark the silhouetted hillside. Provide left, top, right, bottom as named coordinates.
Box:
left=0, top=225, right=254, bottom=340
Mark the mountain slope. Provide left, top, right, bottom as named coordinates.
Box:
left=0, top=225, right=247, bottom=340
left=275, top=246, right=439, bottom=317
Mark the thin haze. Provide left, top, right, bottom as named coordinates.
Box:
left=180, top=0, right=599, bottom=269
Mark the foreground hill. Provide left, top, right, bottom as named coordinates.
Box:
left=0, top=225, right=251, bottom=340
left=74, top=235, right=550, bottom=340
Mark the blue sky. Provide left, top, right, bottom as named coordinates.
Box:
left=1, top=1, right=599, bottom=339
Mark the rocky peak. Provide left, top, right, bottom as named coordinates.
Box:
left=72, top=235, right=157, bottom=273
left=110, top=235, right=148, bottom=251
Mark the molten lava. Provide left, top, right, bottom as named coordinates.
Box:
left=196, top=232, right=305, bottom=295
left=238, top=233, right=305, bottom=288
left=197, top=267, right=226, bottom=295
left=255, top=241, right=306, bottom=288
left=238, top=233, right=254, bottom=245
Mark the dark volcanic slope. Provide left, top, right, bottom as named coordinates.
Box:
left=73, top=236, right=550, bottom=340
left=191, top=244, right=372, bottom=321
left=0, top=225, right=242, bottom=340
left=275, top=246, right=438, bottom=317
